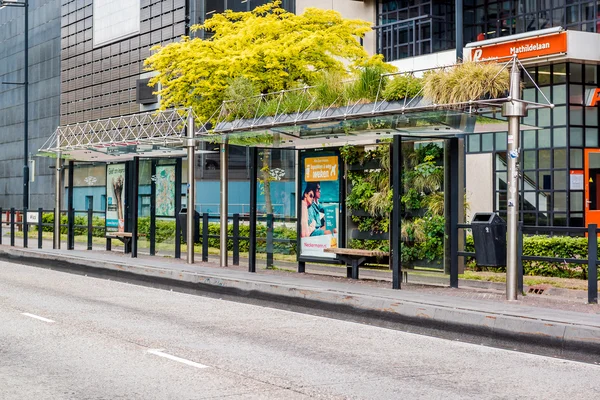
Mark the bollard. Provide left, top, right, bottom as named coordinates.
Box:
left=266, top=214, right=274, bottom=269
left=202, top=213, right=208, bottom=262
left=87, top=207, right=93, bottom=250
left=38, top=208, right=43, bottom=249
left=588, top=224, right=598, bottom=304
left=23, top=207, right=28, bottom=248
left=233, top=214, right=239, bottom=265
left=10, top=208, right=15, bottom=246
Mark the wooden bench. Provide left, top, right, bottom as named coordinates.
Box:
left=324, top=248, right=390, bottom=279
left=106, top=232, right=133, bottom=253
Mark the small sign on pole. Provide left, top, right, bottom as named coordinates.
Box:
left=26, top=212, right=39, bottom=224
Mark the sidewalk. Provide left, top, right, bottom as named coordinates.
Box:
left=1, top=243, right=599, bottom=363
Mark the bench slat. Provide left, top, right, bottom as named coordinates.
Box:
left=323, top=247, right=389, bottom=258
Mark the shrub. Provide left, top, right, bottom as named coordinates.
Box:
left=381, top=74, right=423, bottom=102
left=465, top=234, right=600, bottom=279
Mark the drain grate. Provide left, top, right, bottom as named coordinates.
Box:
left=528, top=287, right=545, bottom=295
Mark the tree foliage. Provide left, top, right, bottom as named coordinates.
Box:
left=145, top=1, right=381, bottom=121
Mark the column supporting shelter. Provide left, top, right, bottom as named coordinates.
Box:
left=150, top=159, right=157, bottom=256
left=248, top=147, right=258, bottom=273
left=449, top=137, right=460, bottom=288
left=391, top=135, right=403, bottom=289
left=53, top=141, right=62, bottom=249
left=174, top=158, right=182, bottom=259
left=219, top=141, right=228, bottom=266
left=187, top=110, right=196, bottom=264
left=67, top=160, right=74, bottom=250
left=131, top=156, right=139, bottom=258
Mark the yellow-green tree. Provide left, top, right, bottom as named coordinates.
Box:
left=145, top=1, right=380, bottom=120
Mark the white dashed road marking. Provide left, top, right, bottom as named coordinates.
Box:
left=147, top=349, right=209, bottom=369
left=22, top=313, right=55, bottom=323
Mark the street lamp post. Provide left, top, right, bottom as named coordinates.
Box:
left=1, top=0, right=29, bottom=209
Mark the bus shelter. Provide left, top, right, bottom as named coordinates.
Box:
left=38, top=57, right=552, bottom=297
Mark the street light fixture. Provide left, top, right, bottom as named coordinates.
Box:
left=0, top=0, right=29, bottom=209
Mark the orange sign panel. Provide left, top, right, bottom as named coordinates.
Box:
left=305, top=156, right=338, bottom=182
left=471, top=32, right=567, bottom=61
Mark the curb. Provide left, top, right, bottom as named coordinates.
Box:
left=1, top=247, right=599, bottom=363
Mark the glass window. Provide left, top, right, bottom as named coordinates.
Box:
left=538, top=108, right=552, bottom=128
left=552, top=127, right=567, bottom=147
left=538, top=65, right=551, bottom=85
left=468, top=133, right=480, bottom=152
left=554, top=170, right=567, bottom=190
left=553, top=213, right=567, bottom=226
left=523, top=150, right=537, bottom=170
left=553, top=63, right=567, bottom=84
left=585, top=107, right=598, bottom=126
left=569, top=84, right=583, bottom=104
left=552, top=84, right=566, bottom=105
left=570, top=127, right=584, bottom=146
left=523, top=87, right=536, bottom=102
left=570, top=191, right=583, bottom=211
left=522, top=130, right=536, bottom=149
left=586, top=127, right=598, bottom=147
left=539, top=149, right=552, bottom=169
left=570, top=148, right=583, bottom=168
left=482, top=133, right=494, bottom=151
left=570, top=106, right=584, bottom=125
left=496, top=152, right=507, bottom=170
left=553, top=106, right=567, bottom=126
left=570, top=63, right=583, bottom=83
left=495, top=132, right=507, bottom=151
left=539, top=171, right=552, bottom=189
left=585, top=64, right=597, bottom=84
left=554, top=148, right=567, bottom=168
left=538, top=128, right=551, bottom=148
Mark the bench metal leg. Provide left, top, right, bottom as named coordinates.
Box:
left=347, top=266, right=352, bottom=278
left=124, top=238, right=132, bottom=254
left=351, top=258, right=359, bottom=279
left=106, top=238, right=111, bottom=251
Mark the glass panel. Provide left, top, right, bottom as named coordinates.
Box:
left=588, top=152, right=600, bottom=210
left=495, top=132, right=507, bottom=151
left=570, top=148, right=583, bottom=168
left=585, top=107, right=598, bottom=126
left=570, top=63, right=583, bottom=83
left=523, top=109, right=536, bottom=126
left=538, top=65, right=551, bottom=85
left=523, top=87, right=536, bottom=102
left=522, top=130, right=536, bottom=148
left=553, top=63, right=567, bottom=84
left=585, top=64, right=597, bottom=84
left=553, top=213, right=567, bottom=226
left=552, top=84, right=566, bottom=104
left=538, top=211, right=549, bottom=226
left=570, top=106, right=584, bottom=125
left=538, top=128, right=551, bottom=147
left=482, top=133, right=494, bottom=151
left=586, top=127, right=598, bottom=147
left=570, top=126, right=584, bottom=146
left=570, top=213, right=584, bottom=227
left=538, top=105, right=551, bottom=128
left=554, top=170, right=567, bottom=190
left=523, top=150, right=537, bottom=170
left=540, top=86, right=551, bottom=101
left=539, top=171, right=552, bottom=189
left=553, top=127, right=567, bottom=147
left=496, top=152, right=507, bottom=171
left=569, top=84, right=583, bottom=104
left=539, top=150, right=552, bottom=169
left=468, top=133, right=480, bottom=152
left=570, top=191, right=583, bottom=211
left=554, top=149, right=567, bottom=168
left=553, top=105, right=567, bottom=126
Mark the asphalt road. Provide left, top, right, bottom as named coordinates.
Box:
left=1, top=260, right=599, bottom=400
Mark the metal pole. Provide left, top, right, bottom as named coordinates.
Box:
left=502, top=59, right=526, bottom=301
left=219, top=141, right=228, bottom=266
left=67, top=160, right=74, bottom=250
left=131, top=156, right=139, bottom=258
left=391, top=135, right=402, bottom=289
left=186, top=110, right=196, bottom=264
left=149, top=159, right=156, bottom=255
left=23, top=0, right=29, bottom=209
left=249, top=147, right=258, bottom=273
left=54, top=148, right=61, bottom=249
left=174, top=158, right=182, bottom=258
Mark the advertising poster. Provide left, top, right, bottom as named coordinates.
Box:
left=155, top=165, right=176, bottom=217
left=299, top=151, right=340, bottom=259
left=106, top=163, right=126, bottom=232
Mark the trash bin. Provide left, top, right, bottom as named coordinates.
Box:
left=471, top=212, right=507, bottom=267
left=178, top=207, right=200, bottom=244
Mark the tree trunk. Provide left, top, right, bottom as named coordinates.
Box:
left=261, top=149, right=273, bottom=214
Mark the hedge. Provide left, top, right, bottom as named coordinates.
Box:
left=465, top=235, right=600, bottom=280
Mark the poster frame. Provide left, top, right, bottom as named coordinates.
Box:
left=296, top=148, right=346, bottom=264
left=155, top=164, right=177, bottom=218
left=105, top=162, right=127, bottom=233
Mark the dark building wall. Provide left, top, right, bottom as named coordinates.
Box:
left=0, top=0, right=61, bottom=209
left=59, top=0, right=187, bottom=125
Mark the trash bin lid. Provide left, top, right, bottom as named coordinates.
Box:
left=472, top=212, right=505, bottom=224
